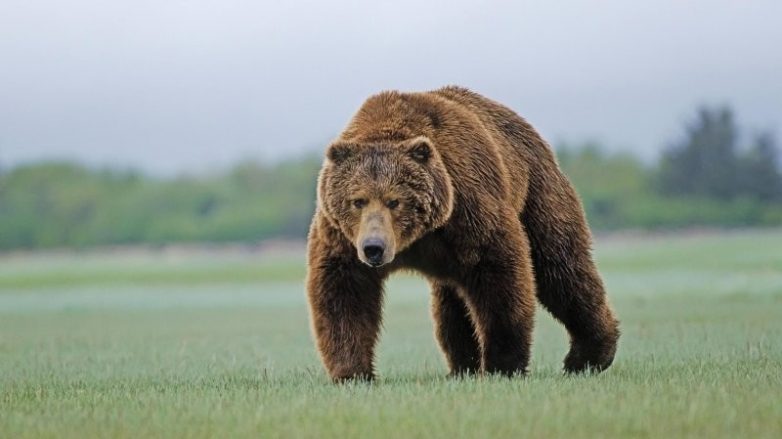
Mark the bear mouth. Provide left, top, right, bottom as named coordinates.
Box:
left=360, top=256, right=390, bottom=268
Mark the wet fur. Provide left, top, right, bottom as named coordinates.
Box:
left=307, top=86, right=620, bottom=381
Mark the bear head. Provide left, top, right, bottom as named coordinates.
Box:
left=317, top=136, right=454, bottom=267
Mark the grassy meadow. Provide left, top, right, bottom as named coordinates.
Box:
left=1, top=230, right=781, bottom=438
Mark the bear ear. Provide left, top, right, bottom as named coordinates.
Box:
left=326, top=142, right=355, bottom=164
left=407, top=137, right=432, bottom=164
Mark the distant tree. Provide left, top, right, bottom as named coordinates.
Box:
left=557, top=142, right=651, bottom=228
left=658, top=105, right=740, bottom=199
left=737, top=132, right=782, bottom=201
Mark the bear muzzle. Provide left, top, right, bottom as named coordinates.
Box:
left=355, top=206, right=397, bottom=267
left=361, top=238, right=386, bottom=266
left=356, top=233, right=395, bottom=267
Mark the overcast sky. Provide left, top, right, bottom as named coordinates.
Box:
left=1, top=0, right=780, bottom=174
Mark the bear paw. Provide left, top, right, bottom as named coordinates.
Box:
left=563, top=335, right=618, bottom=374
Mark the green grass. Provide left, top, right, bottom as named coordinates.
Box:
left=1, top=230, right=782, bottom=438
left=0, top=248, right=305, bottom=289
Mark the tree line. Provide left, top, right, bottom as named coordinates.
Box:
left=0, top=105, right=780, bottom=250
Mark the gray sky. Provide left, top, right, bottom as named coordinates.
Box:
left=1, top=0, right=780, bottom=174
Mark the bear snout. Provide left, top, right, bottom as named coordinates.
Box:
left=361, top=238, right=386, bottom=266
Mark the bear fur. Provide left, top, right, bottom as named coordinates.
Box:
left=306, top=86, right=619, bottom=381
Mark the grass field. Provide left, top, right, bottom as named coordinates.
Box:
left=1, top=230, right=781, bottom=438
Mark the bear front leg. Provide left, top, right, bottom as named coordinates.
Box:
left=306, top=237, right=384, bottom=382
left=461, top=224, right=537, bottom=376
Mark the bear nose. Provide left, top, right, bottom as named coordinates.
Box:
left=362, top=239, right=386, bottom=266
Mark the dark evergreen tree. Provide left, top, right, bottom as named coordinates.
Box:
left=659, top=106, right=740, bottom=199
left=738, top=132, right=782, bottom=201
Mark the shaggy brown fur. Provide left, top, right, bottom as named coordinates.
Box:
left=306, top=86, right=620, bottom=381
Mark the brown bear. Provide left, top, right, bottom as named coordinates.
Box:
left=306, top=86, right=619, bottom=381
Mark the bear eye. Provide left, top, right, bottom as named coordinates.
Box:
left=352, top=199, right=368, bottom=209
left=386, top=199, right=400, bottom=210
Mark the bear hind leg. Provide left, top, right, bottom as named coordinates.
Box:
left=431, top=281, right=481, bottom=376
left=521, top=174, right=620, bottom=373
left=460, top=220, right=537, bottom=376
